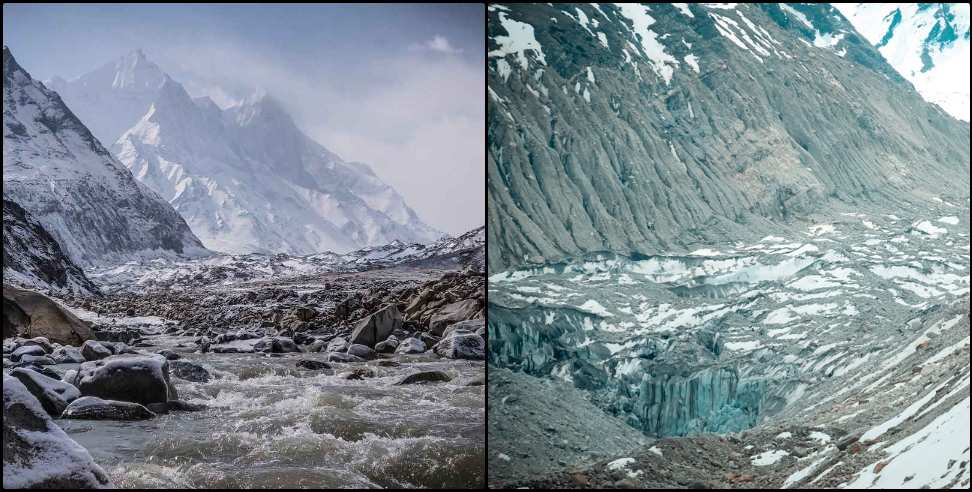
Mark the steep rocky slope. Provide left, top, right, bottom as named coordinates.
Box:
left=487, top=3, right=970, bottom=273
left=2, top=47, right=205, bottom=267
left=3, top=199, right=98, bottom=295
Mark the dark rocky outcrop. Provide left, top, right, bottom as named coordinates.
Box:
left=2, top=199, right=98, bottom=295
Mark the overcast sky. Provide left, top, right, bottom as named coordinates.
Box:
left=3, top=3, right=484, bottom=235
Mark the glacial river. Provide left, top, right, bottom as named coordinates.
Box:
left=58, top=335, right=485, bottom=488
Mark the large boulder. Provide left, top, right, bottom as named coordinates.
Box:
left=9, top=367, right=81, bottom=417
left=2, top=375, right=114, bottom=488
left=61, top=396, right=156, bottom=421
left=80, top=340, right=112, bottom=361
left=433, top=329, right=485, bottom=360
left=349, top=304, right=403, bottom=347
left=428, top=299, right=481, bottom=336
left=76, top=354, right=177, bottom=405
left=2, top=286, right=95, bottom=346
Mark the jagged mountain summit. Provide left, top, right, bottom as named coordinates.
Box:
left=486, top=3, right=970, bottom=272
left=2, top=46, right=205, bottom=268
left=50, top=50, right=442, bottom=255
left=46, top=48, right=167, bottom=146
left=835, top=3, right=970, bottom=121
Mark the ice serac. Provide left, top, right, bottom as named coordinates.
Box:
left=55, top=49, right=441, bottom=255
left=488, top=303, right=765, bottom=437
left=486, top=3, right=970, bottom=272
left=835, top=3, right=971, bottom=121
left=2, top=47, right=206, bottom=267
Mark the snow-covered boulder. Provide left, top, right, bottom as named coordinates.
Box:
left=2, top=375, right=113, bottom=488
left=76, top=354, right=176, bottom=405
left=9, top=367, right=80, bottom=417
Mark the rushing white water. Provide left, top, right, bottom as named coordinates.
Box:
left=58, top=336, right=485, bottom=488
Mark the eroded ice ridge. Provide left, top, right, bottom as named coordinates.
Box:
left=488, top=211, right=969, bottom=440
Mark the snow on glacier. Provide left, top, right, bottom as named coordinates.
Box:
left=614, top=3, right=679, bottom=84
left=489, top=11, right=547, bottom=70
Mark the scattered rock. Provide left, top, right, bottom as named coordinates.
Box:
left=50, top=345, right=85, bottom=364
left=296, top=359, right=331, bottom=370
left=395, top=337, right=427, bottom=354
left=338, top=367, right=376, bottom=380
left=169, top=360, right=211, bottom=383
left=347, top=343, right=377, bottom=360
left=326, top=337, right=350, bottom=353
left=395, top=370, right=453, bottom=385
left=271, top=337, right=300, bottom=353
left=11, top=344, right=46, bottom=361
left=81, top=340, right=112, bottom=361
left=156, top=349, right=182, bottom=360
left=62, top=396, right=156, bottom=421
left=433, top=329, right=485, bottom=360
left=146, top=400, right=206, bottom=414
left=17, top=354, right=56, bottom=365
left=442, top=319, right=484, bottom=339
left=375, top=335, right=399, bottom=353
left=326, top=352, right=365, bottom=363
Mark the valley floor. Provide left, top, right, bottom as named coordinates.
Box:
left=5, top=255, right=486, bottom=488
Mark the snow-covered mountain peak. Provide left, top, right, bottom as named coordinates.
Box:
left=230, top=90, right=294, bottom=128
left=836, top=3, right=970, bottom=121
left=65, top=50, right=446, bottom=256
